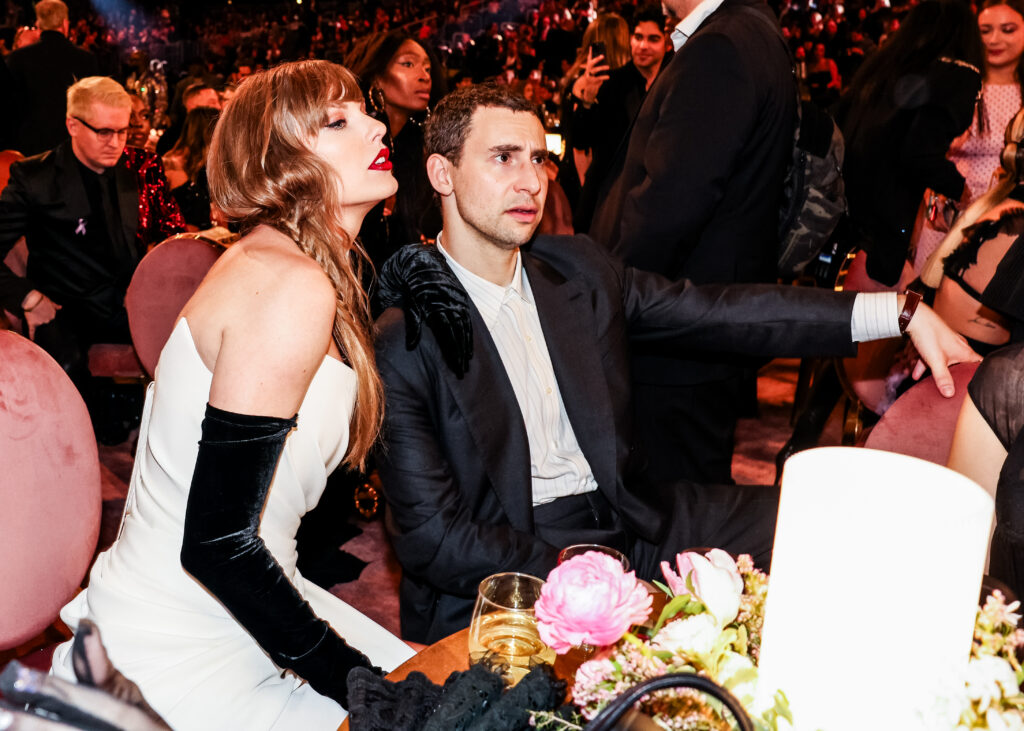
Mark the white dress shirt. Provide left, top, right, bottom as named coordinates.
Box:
left=438, top=240, right=599, bottom=506
left=670, top=0, right=727, bottom=51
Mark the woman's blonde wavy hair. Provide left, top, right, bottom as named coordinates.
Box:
left=207, top=59, right=381, bottom=470
left=922, top=107, right=1024, bottom=287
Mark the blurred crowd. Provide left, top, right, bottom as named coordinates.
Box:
left=0, top=0, right=915, bottom=121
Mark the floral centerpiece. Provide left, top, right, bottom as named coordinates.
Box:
left=530, top=549, right=1024, bottom=731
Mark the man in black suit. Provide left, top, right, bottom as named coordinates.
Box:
left=0, top=76, right=184, bottom=439
left=6, top=0, right=98, bottom=156
left=590, top=0, right=796, bottom=486
left=374, top=84, right=976, bottom=643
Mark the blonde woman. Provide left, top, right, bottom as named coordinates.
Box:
left=51, top=60, right=415, bottom=730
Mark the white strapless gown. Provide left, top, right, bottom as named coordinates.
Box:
left=52, top=319, right=414, bottom=730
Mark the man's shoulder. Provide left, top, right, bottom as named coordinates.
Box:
left=374, top=306, right=434, bottom=370
left=9, top=145, right=61, bottom=180
left=9, top=33, right=92, bottom=67
left=530, top=232, right=602, bottom=260
left=689, top=0, right=784, bottom=54
left=375, top=307, right=408, bottom=346
left=528, top=233, right=621, bottom=282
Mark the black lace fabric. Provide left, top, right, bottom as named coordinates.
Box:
left=346, top=662, right=567, bottom=731
left=944, top=210, right=1024, bottom=327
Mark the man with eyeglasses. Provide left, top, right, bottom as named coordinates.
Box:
left=0, top=76, right=184, bottom=442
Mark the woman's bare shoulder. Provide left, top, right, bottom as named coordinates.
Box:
left=214, top=227, right=334, bottom=307
left=183, top=227, right=337, bottom=395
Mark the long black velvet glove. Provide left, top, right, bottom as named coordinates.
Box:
left=377, top=243, right=473, bottom=378
left=180, top=404, right=382, bottom=708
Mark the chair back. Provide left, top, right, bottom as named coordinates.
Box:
left=0, top=331, right=101, bottom=650
left=0, top=150, right=24, bottom=193
left=863, top=361, right=981, bottom=463
left=125, top=233, right=224, bottom=377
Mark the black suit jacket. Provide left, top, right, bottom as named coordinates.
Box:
left=375, top=235, right=857, bottom=642
left=0, top=142, right=185, bottom=321
left=590, top=0, right=795, bottom=384
left=6, top=31, right=98, bottom=156
left=572, top=56, right=670, bottom=233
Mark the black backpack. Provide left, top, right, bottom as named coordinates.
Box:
left=741, top=7, right=847, bottom=278
left=777, top=98, right=847, bottom=278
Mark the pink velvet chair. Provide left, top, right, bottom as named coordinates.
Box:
left=863, top=361, right=981, bottom=464
left=125, top=233, right=224, bottom=377
left=0, top=331, right=101, bottom=651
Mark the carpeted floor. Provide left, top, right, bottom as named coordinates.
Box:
left=94, top=357, right=841, bottom=640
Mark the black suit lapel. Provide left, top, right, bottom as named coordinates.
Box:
left=54, top=142, right=90, bottom=220
left=114, top=157, right=140, bottom=255
left=439, top=303, right=535, bottom=533
left=524, top=252, right=617, bottom=495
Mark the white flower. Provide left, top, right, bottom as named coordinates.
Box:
left=987, top=708, right=1024, bottom=731
left=965, top=656, right=1019, bottom=713
left=717, top=650, right=758, bottom=706
left=689, top=551, right=743, bottom=627
left=652, top=614, right=720, bottom=658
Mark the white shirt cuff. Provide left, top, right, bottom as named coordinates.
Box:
left=850, top=292, right=901, bottom=342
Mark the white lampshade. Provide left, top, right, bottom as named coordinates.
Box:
left=755, top=447, right=994, bottom=731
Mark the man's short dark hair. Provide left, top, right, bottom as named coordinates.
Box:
left=424, top=83, right=543, bottom=165
left=632, top=4, right=667, bottom=32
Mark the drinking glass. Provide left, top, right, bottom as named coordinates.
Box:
left=468, top=572, right=554, bottom=685
left=557, top=543, right=630, bottom=570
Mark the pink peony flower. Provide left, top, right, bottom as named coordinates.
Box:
left=660, top=548, right=744, bottom=627
left=535, top=552, right=652, bottom=654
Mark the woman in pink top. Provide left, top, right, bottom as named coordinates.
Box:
left=915, top=0, right=1024, bottom=269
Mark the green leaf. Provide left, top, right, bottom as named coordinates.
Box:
left=652, top=579, right=673, bottom=597
left=652, top=595, right=694, bottom=634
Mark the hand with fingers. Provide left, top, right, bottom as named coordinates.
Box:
left=19, top=290, right=60, bottom=341
left=572, top=48, right=610, bottom=106
left=377, top=243, right=473, bottom=378
left=903, top=297, right=982, bottom=397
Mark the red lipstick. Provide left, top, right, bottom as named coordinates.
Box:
left=369, top=147, right=392, bottom=171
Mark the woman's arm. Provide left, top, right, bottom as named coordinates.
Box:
left=180, top=255, right=379, bottom=707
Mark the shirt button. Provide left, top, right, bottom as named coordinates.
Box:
left=546, top=387, right=552, bottom=394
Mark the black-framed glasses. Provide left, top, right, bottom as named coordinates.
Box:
left=72, top=116, right=129, bottom=141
